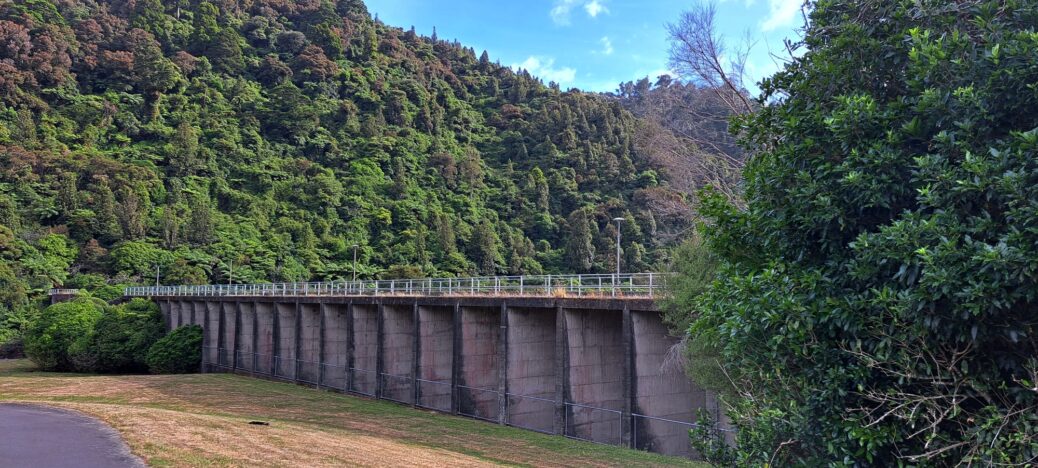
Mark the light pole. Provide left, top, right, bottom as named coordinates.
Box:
left=155, top=264, right=160, bottom=287
left=351, top=244, right=359, bottom=281
left=613, top=217, right=625, bottom=276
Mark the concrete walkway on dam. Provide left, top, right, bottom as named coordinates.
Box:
left=0, top=403, right=144, bottom=468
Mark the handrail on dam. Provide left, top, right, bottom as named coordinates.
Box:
left=124, top=273, right=668, bottom=298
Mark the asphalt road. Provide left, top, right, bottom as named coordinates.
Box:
left=0, top=403, right=144, bottom=468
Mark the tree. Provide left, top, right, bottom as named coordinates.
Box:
left=564, top=208, right=595, bottom=272
left=206, top=29, right=244, bottom=74
left=687, top=1, right=1038, bottom=465
left=525, top=167, right=549, bottom=212
left=186, top=195, right=213, bottom=245
left=24, top=299, right=104, bottom=371
left=90, top=299, right=164, bottom=373
left=117, top=186, right=147, bottom=240
left=470, top=220, right=501, bottom=275
left=127, top=28, right=181, bottom=119
left=92, top=182, right=121, bottom=243
left=169, top=122, right=201, bottom=177
left=666, top=1, right=755, bottom=115
left=146, top=325, right=202, bottom=374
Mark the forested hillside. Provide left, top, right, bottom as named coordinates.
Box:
left=0, top=0, right=688, bottom=325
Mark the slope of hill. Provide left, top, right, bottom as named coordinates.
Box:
left=0, top=0, right=690, bottom=324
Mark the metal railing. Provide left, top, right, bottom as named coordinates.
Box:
left=124, top=273, right=668, bottom=299
left=235, top=350, right=254, bottom=372
left=506, top=393, right=556, bottom=434
left=295, top=359, right=320, bottom=385
left=457, top=385, right=501, bottom=422
left=48, top=288, right=81, bottom=296
left=274, top=356, right=296, bottom=380
left=631, top=413, right=735, bottom=456
left=565, top=402, right=624, bottom=446
left=415, top=379, right=452, bottom=411
left=349, top=368, right=377, bottom=396
left=380, top=373, right=415, bottom=404
left=320, top=363, right=347, bottom=390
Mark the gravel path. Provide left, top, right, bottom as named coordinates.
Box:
left=0, top=403, right=144, bottom=468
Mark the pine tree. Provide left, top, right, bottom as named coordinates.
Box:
left=565, top=208, right=595, bottom=272
left=471, top=220, right=500, bottom=275
left=93, top=182, right=121, bottom=243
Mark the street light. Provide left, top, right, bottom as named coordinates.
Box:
left=613, top=217, right=625, bottom=276
left=351, top=244, right=359, bottom=281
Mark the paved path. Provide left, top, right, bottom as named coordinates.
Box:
left=0, top=403, right=144, bottom=468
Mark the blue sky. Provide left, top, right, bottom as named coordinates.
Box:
left=365, top=0, right=804, bottom=95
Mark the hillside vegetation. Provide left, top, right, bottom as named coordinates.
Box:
left=0, top=0, right=691, bottom=339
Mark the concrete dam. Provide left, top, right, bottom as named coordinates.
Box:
left=128, top=274, right=724, bottom=458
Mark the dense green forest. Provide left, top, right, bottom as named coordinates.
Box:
left=0, top=0, right=696, bottom=341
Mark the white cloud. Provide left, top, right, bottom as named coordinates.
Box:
left=513, top=56, right=577, bottom=85
left=584, top=0, right=608, bottom=18
left=599, top=36, right=614, bottom=55
left=550, top=0, right=578, bottom=25
left=761, top=0, right=802, bottom=31
left=550, top=0, right=609, bottom=26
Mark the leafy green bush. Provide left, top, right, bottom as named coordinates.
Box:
left=688, top=0, right=1038, bottom=465
left=91, top=299, right=165, bottom=373
left=90, top=284, right=132, bottom=304
left=24, top=299, right=105, bottom=371
left=146, top=325, right=203, bottom=375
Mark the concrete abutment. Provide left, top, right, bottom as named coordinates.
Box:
left=154, top=296, right=725, bottom=458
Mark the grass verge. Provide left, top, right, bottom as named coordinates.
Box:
left=0, top=360, right=706, bottom=467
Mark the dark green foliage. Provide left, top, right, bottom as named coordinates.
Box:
left=686, top=0, right=1038, bottom=464
left=24, top=299, right=104, bottom=371
left=146, top=325, right=203, bottom=375
left=90, top=299, right=165, bottom=373
left=0, top=0, right=687, bottom=329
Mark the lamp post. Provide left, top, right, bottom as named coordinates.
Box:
left=351, top=244, right=359, bottom=281
left=613, top=217, right=625, bottom=276
left=155, top=264, right=160, bottom=287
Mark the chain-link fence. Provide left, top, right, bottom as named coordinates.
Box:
left=564, top=402, right=624, bottom=446
left=457, top=385, right=501, bottom=422
left=380, top=373, right=414, bottom=404
left=415, top=379, right=452, bottom=412
left=506, top=393, right=556, bottom=434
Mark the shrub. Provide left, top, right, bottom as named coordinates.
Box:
left=146, top=325, right=202, bottom=374
left=689, top=0, right=1038, bottom=464
left=24, top=299, right=105, bottom=371
left=91, top=284, right=129, bottom=303
left=91, top=299, right=165, bottom=373
left=0, top=336, right=23, bottom=359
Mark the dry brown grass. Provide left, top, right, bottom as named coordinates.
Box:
left=0, top=360, right=702, bottom=467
